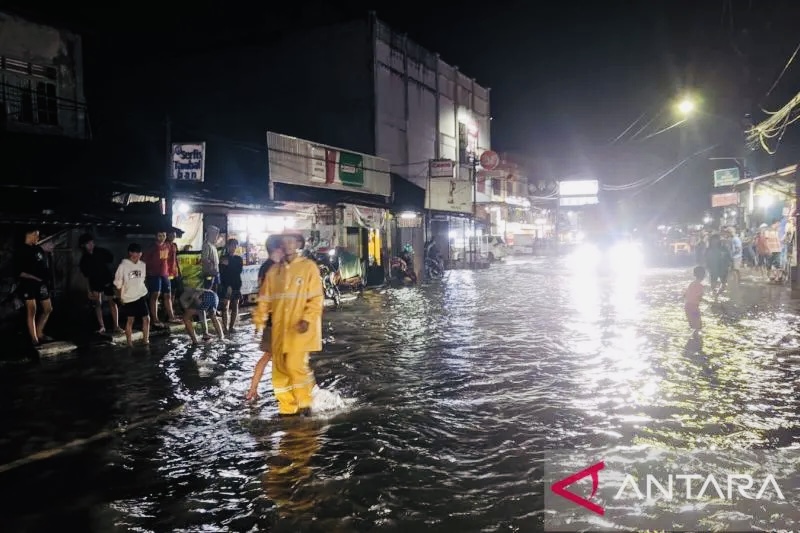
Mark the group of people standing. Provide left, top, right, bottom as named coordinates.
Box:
left=15, top=225, right=250, bottom=348
left=692, top=220, right=793, bottom=290
left=16, top=226, right=324, bottom=417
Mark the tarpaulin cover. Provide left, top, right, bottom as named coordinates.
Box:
left=336, top=247, right=362, bottom=280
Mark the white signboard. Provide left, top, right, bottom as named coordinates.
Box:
left=429, top=159, right=455, bottom=178
left=172, top=143, right=206, bottom=181
left=558, top=179, right=599, bottom=196
left=559, top=196, right=599, bottom=207
left=558, top=180, right=600, bottom=196
left=428, top=178, right=473, bottom=213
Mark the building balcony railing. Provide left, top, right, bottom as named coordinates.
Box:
left=0, top=80, right=90, bottom=140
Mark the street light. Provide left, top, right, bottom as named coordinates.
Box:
left=677, top=97, right=696, bottom=117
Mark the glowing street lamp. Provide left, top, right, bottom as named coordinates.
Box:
left=676, top=97, right=696, bottom=117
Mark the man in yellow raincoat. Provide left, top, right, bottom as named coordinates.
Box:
left=253, top=234, right=323, bottom=416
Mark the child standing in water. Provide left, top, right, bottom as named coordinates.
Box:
left=114, top=243, right=151, bottom=347
left=684, top=266, right=705, bottom=332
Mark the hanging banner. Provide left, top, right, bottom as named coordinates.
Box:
left=713, top=167, right=740, bottom=188
left=351, top=206, right=385, bottom=229
left=172, top=143, right=206, bottom=181
left=172, top=212, right=204, bottom=251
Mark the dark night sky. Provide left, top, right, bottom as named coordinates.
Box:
left=4, top=0, right=800, bottom=223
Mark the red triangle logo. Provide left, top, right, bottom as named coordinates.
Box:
left=550, top=461, right=605, bottom=515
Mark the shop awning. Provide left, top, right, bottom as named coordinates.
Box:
left=390, top=174, right=425, bottom=214
left=173, top=182, right=282, bottom=211
left=272, top=182, right=390, bottom=209
left=733, top=164, right=796, bottom=196
left=0, top=213, right=183, bottom=236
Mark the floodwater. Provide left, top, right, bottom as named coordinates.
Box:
left=2, top=254, right=800, bottom=532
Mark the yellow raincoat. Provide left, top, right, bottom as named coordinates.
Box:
left=254, top=256, right=323, bottom=414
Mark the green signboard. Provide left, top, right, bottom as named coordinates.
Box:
left=713, top=167, right=740, bottom=188
left=339, top=151, right=364, bottom=187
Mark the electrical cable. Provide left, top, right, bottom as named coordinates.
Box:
left=765, top=39, right=800, bottom=98
left=628, top=144, right=719, bottom=198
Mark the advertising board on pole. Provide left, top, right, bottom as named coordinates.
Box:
left=713, top=168, right=740, bottom=188
left=172, top=143, right=206, bottom=182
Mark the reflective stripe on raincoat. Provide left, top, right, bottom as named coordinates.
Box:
left=253, top=256, right=323, bottom=354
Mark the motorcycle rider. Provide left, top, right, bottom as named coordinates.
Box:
left=395, top=244, right=417, bottom=284
left=424, top=237, right=443, bottom=277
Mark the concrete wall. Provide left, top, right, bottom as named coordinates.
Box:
left=0, top=11, right=86, bottom=138
left=373, top=18, right=491, bottom=214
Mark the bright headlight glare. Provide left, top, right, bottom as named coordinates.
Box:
left=572, top=243, right=601, bottom=267
left=610, top=242, right=643, bottom=270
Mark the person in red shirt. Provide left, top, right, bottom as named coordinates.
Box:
left=684, top=266, right=706, bottom=332
left=143, top=231, right=178, bottom=327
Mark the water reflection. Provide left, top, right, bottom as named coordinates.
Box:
left=259, top=422, right=324, bottom=517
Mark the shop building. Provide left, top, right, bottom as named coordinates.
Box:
left=266, top=131, right=392, bottom=286
left=475, top=154, right=534, bottom=246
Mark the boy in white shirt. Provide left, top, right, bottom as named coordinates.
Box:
left=114, top=243, right=151, bottom=347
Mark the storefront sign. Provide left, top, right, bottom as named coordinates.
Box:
left=713, top=167, right=740, bottom=187
left=313, top=148, right=364, bottom=187
left=428, top=178, right=473, bottom=214
left=559, top=196, right=598, bottom=207
left=267, top=132, right=391, bottom=197
left=430, top=159, right=455, bottom=178
left=711, top=192, right=739, bottom=207
left=172, top=143, right=206, bottom=181
left=479, top=150, right=500, bottom=171
left=558, top=180, right=599, bottom=197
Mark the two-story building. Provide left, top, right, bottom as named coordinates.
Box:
left=0, top=11, right=174, bottom=335
left=0, top=11, right=87, bottom=141
left=153, top=13, right=488, bottom=273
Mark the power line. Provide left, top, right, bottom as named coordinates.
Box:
left=765, top=39, right=800, bottom=98
left=629, top=144, right=719, bottom=198
left=607, top=110, right=647, bottom=145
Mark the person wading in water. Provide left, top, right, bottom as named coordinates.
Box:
left=251, top=234, right=323, bottom=416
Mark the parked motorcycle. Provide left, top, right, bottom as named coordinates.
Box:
left=318, top=262, right=342, bottom=308
left=424, top=239, right=444, bottom=280
left=424, top=256, right=444, bottom=279
left=303, top=246, right=343, bottom=307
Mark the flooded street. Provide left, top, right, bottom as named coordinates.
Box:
left=3, top=256, right=800, bottom=532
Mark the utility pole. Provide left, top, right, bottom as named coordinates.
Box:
left=794, top=162, right=800, bottom=298
left=471, top=155, right=477, bottom=267
left=554, top=201, right=560, bottom=256
left=164, top=115, right=173, bottom=226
